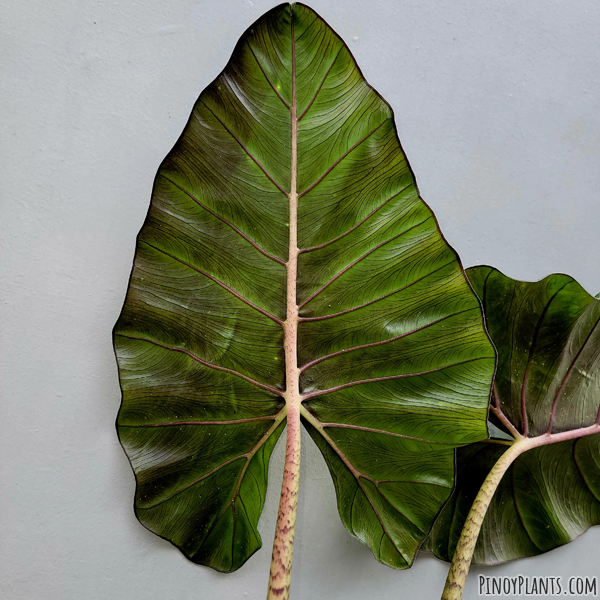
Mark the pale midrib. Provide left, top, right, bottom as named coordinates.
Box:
left=266, top=13, right=301, bottom=600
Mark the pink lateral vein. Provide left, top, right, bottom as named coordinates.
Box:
left=297, top=119, right=388, bottom=198
left=299, top=308, right=476, bottom=372
left=246, top=41, right=291, bottom=109
left=139, top=408, right=286, bottom=511
left=200, top=100, right=289, bottom=196
left=299, top=260, right=456, bottom=321
left=490, top=401, right=522, bottom=441
left=300, top=406, right=411, bottom=563
left=138, top=455, right=245, bottom=509
left=548, top=313, right=600, bottom=433
left=298, top=217, right=431, bottom=309
left=520, top=281, right=573, bottom=437
left=297, top=46, right=343, bottom=121
left=162, top=175, right=286, bottom=265
left=115, top=333, right=282, bottom=395
left=140, top=240, right=284, bottom=326
left=301, top=356, right=493, bottom=400
left=120, top=415, right=278, bottom=428
left=317, top=422, right=454, bottom=445
left=298, top=186, right=410, bottom=254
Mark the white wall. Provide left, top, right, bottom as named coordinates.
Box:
left=2, top=1, right=599, bottom=598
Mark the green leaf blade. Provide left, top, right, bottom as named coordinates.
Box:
left=115, top=2, right=495, bottom=573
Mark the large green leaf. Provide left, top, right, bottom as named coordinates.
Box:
left=426, top=266, right=600, bottom=565
left=114, top=2, right=495, bottom=573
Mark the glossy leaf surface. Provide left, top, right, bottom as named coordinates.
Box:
left=114, top=3, right=495, bottom=572
left=426, top=267, right=600, bottom=564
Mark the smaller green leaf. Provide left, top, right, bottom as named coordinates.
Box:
left=425, top=267, right=600, bottom=565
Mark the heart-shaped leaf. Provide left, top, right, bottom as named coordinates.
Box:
left=114, top=2, right=495, bottom=576
left=426, top=266, right=600, bottom=565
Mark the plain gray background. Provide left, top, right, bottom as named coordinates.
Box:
left=2, top=1, right=599, bottom=598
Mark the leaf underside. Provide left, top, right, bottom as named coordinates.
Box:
left=425, top=267, right=600, bottom=565
left=114, top=3, right=494, bottom=572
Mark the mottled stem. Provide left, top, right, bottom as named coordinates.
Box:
left=441, top=422, right=600, bottom=600
left=266, top=11, right=300, bottom=600
left=266, top=373, right=300, bottom=600
left=441, top=438, right=532, bottom=600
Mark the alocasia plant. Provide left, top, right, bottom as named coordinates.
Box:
left=426, top=267, right=600, bottom=600
left=113, top=3, right=495, bottom=598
